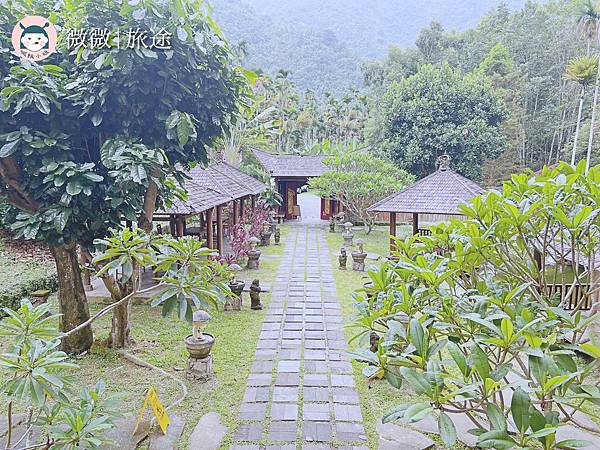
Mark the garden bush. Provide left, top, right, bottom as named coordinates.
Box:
left=351, top=162, right=600, bottom=449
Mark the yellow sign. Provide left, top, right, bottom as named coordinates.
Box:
left=133, top=387, right=171, bottom=435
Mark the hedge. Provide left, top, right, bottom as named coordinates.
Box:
left=0, top=274, right=58, bottom=313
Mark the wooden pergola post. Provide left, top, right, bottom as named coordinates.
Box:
left=231, top=200, right=238, bottom=225
left=412, top=212, right=419, bottom=235
left=216, top=205, right=224, bottom=254
left=251, top=194, right=256, bottom=209
left=169, top=215, right=176, bottom=236
left=239, top=196, right=245, bottom=219
left=176, top=217, right=185, bottom=237
left=206, top=208, right=214, bottom=249
left=389, top=212, right=397, bottom=253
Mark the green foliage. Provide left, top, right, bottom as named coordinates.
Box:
left=565, top=56, right=598, bottom=87
left=379, top=63, right=506, bottom=180
left=0, top=300, right=120, bottom=448
left=352, top=162, right=600, bottom=449
left=310, top=149, right=414, bottom=233
left=258, top=186, right=283, bottom=210
left=94, top=229, right=232, bottom=322
left=0, top=0, right=246, bottom=247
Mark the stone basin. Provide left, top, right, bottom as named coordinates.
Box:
left=184, top=333, right=215, bottom=359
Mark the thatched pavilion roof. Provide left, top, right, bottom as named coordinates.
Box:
left=161, top=162, right=267, bottom=215
left=253, top=148, right=328, bottom=178
left=368, top=157, right=484, bottom=215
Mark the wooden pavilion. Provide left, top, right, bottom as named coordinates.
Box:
left=154, top=162, right=266, bottom=254
left=368, top=155, right=485, bottom=252
left=252, top=148, right=340, bottom=220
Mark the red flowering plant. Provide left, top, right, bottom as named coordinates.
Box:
left=227, top=204, right=270, bottom=263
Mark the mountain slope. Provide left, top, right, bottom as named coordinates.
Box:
left=211, top=0, right=533, bottom=94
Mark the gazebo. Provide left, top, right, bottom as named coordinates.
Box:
left=368, top=155, right=485, bottom=252
left=252, top=148, right=340, bottom=220
left=154, top=162, right=266, bottom=254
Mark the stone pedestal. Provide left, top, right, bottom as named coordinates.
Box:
left=224, top=296, right=242, bottom=311
left=260, top=231, right=272, bottom=246
left=225, top=281, right=244, bottom=311
left=247, top=249, right=261, bottom=269
left=351, top=251, right=367, bottom=271
left=187, top=354, right=213, bottom=382
left=342, top=231, right=354, bottom=248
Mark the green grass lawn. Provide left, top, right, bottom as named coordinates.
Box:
left=0, top=227, right=289, bottom=450
left=0, top=234, right=55, bottom=291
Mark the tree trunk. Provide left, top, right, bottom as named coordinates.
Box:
left=50, top=243, right=93, bottom=354
left=109, top=285, right=132, bottom=348
left=572, top=87, right=585, bottom=165
left=586, top=62, right=600, bottom=174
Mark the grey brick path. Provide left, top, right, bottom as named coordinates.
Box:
left=234, top=225, right=368, bottom=449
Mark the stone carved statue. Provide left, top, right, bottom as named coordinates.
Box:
left=370, top=331, right=379, bottom=353
left=338, top=247, right=347, bottom=270
left=274, top=226, right=281, bottom=244
left=250, top=279, right=262, bottom=310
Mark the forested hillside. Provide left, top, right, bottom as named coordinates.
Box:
left=211, top=0, right=597, bottom=184
left=211, top=0, right=529, bottom=93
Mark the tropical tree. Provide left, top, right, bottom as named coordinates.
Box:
left=309, top=149, right=414, bottom=233
left=351, top=162, right=600, bottom=449
left=565, top=56, right=598, bottom=164
left=0, top=0, right=246, bottom=352
left=378, top=63, right=506, bottom=180
left=258, top=185, right=283, bottom=210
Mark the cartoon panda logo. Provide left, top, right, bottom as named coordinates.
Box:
left=11, top=16, right=57, bottom=61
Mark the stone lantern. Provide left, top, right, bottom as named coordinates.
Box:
left=351, top=238, right=367, bottom=271
left=260, top=220, right=272, bottom=246
left=185, top=310, right=214, bottom=381
left=226, top=263, right=244, bottom=311
left=342, top=221, right=354, bottom=247
left=247, top=236, right=261, bottom=269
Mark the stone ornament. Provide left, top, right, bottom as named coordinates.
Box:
left=338, top=247, right=347, bottom=270
left=226, top=263, right=244, bottom=311
left=250, top=279, right=262, bottom=310
left=247, top=236, right=261, bottom=269
left=274, top=226, right=281, bottom=244
left=260, top=220, right=272, bottom=246
left=342, top=221, right=354, bottom=248
left=185, top=310, right=214, bottom=381
left=351, top=238, right=367, bottom=272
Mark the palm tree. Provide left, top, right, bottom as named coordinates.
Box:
left=565, top=56, right=598, bottom=164
left=579, top=0, right=600, bottom=54
left=577, top=0, right=600, bottom=172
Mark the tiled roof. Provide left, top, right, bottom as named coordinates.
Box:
left=368, top=166, right=484, bottom=215
left=253, top=148, right=328, bottom=178
left=161, top=162, right=267, bottom=215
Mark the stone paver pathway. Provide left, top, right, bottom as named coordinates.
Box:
left=233, top=225, right=367, bottom=449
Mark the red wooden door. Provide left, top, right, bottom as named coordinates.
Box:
left=320, top=198, right=332, bottom=220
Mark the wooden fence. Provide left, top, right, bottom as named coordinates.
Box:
left=547, top=283, right=593, bottom=310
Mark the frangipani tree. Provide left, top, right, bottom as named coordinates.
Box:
left=351, top=161, right=600, bottom=449
left=0, top=300, right=120, bottom=449
left=0, top=0, right=247, bottom=352
left=310, top=148, right=414, bottom=233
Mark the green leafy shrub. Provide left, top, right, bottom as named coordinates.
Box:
left=351, top=161, right=600, bottom=449
left=0, top=300, right=120, bottom=449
